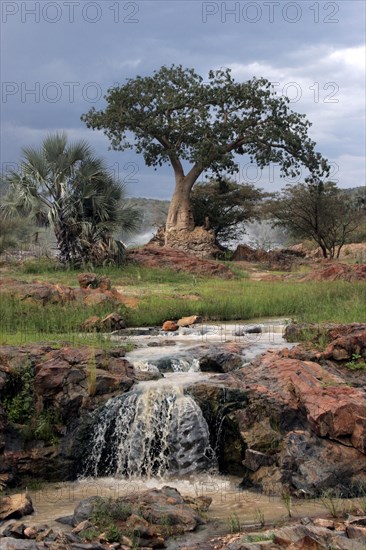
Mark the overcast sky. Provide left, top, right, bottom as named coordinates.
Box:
left=1, top=0, right=365, bottom=198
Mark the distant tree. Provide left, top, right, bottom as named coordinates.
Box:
left=1, top=132, right=139, bottom=266
left=190, top=178, right=264, bottom=245
left=81, top=65, right=329, bottom=237
left=271, top=181, right=364, bottom=258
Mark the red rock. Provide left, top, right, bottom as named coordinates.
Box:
left=177, top=315, right=202, bottom=327
left=162, top=321, right=179, bottom=331
left=302, top=263, right=366, bottom=282
left=34, top=358, right=71, bottom=394
left=127, top=246, right=233, bottom=278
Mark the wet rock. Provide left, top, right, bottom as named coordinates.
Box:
left=161, top=321, right=178, bottom=331
left=235, top=326, right=262, bottom=336
left=279, top=430, right=366, bottom=497
left=199, top=352, right=243, bottom=373
left=0, top=494, right=33, bottom=520
left=0, top=344, right=135, bottom=485
left=189, top=341, right=366, bottom=497
left=177, top=315, right=202, bottom=327
left=71, top=497, right=103, bottom=526
left=243, top=449, right=274, bottom=472
left=133, top=364, right=162, bottom=382
left=1, top=523, right=26, bottom=538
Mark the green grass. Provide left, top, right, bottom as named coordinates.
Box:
left=0, top=260, right=364, bottom=345
left=9, top=258, right=195, bottom=286
left=0, top=294, right=127, bottom=340
left=125, top=279, right=365, bottom=326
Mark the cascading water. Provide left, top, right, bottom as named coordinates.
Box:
left=134, top=357, right=200, bottom=373
left=82, top=379, right=215, bottom=479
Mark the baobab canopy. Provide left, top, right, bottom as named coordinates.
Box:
left=82, top=65, right=329, bottom=234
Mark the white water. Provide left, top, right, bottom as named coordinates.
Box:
left=82, top=320, right=290, bottom=481
left=83, top=376, right=215, bottom=478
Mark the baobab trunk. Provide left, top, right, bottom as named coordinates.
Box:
left=166, top=177, right=195, bottom=232
left=162, top=172, right=218, bottom=259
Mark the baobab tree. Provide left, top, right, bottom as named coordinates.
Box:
left=82, top=65, right=329, bottom=241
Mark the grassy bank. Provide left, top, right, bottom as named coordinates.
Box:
left=0, top=259, right=364, bottom=345
left=125, top=279, right=365, bottom=326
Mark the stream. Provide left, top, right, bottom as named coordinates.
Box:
left=9, top=319, right=334, bottom=543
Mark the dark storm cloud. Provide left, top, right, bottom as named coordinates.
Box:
left=1, top=0, right=365, bottom=195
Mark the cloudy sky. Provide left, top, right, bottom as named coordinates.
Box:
left=1, top=0, right=365, bottom=198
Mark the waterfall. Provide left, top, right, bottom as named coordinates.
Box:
left=138, top=357, right=200, bottom=373
left=82, top=382, right=215, bottom=478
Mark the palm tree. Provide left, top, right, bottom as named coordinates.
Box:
left=1, top=132, right=139, bottom=266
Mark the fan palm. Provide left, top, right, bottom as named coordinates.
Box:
left=1, top=132, right=139, bottom=266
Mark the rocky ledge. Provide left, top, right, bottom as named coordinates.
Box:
left=0, top=344, right=136, bottom=485
left=189, top=323, right=366, bottom=497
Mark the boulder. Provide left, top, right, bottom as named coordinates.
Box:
left=279, top=430, right=366, bottom=497
left=177, top=315, right=202, bottom=327
left=71, top=496, right=103, bottom=526
left=162, top=320, right=179, bottom=331
left=0, top=494, right=34, bottom=520
left=199, top=351, right=243, bottom=373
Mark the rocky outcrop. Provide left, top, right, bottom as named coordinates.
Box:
left=232, top=245, right=306, bottom=270
left=0, top=488, right=210, bottom=549
left=189, top=345, right=366, bottom=497
left=0, top=277, right=133, bottom=310
left=127, top=245, right=233, bottom=278
left=0, top=344, right=136, bottom=484
left=165, top=226, right=220, bottom=259
left=149, top=225, right=220, bottom=259
left=302, top=262, right=366, bottom=282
